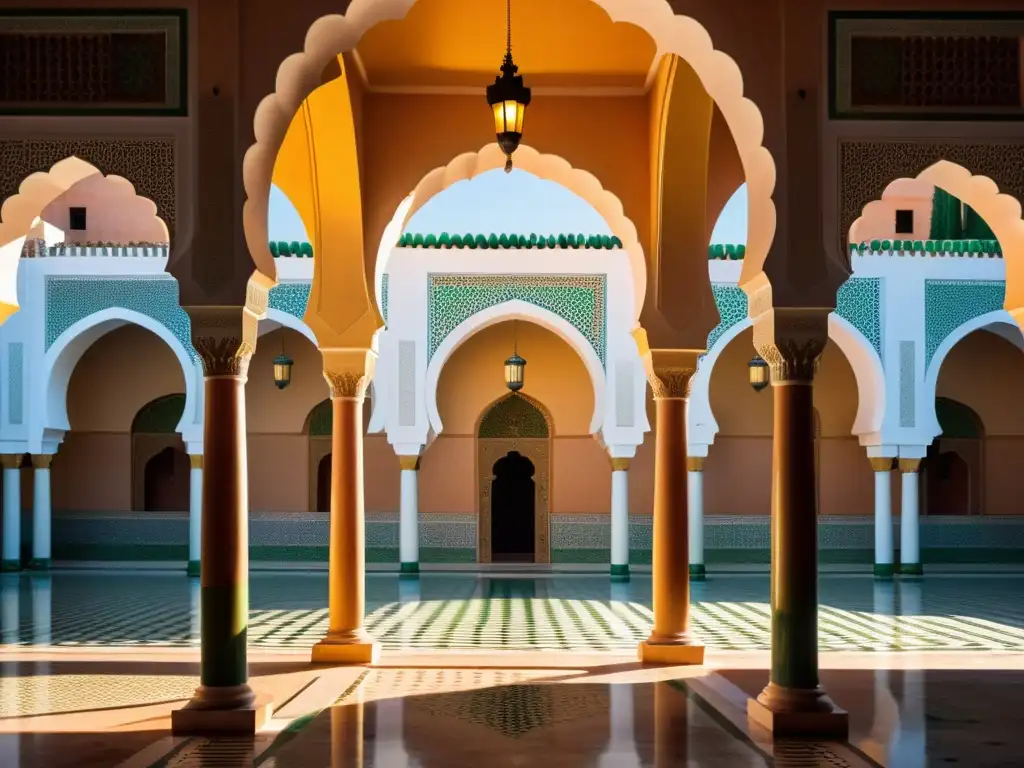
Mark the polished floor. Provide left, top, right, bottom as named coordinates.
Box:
left=1, top=571, right=1023, bottom=767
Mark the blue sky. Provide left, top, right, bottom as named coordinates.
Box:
left=269, top=172, right=748, bottom=244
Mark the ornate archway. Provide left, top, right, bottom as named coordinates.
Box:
left=476, top=393, right=552, bottom=564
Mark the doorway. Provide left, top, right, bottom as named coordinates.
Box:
left=317, top=454, right=332, bottom=512
left=490, top=451, right=536, bottom=562
left=143, top=446, right=190, bottom=512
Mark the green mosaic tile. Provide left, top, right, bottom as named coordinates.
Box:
left=44, top=277, right=197, bottom=360
left=707, top=284, right=748, bottom=349
left=836, top=278, right=882, bottom=357
left=268, top=282, right=311, bottom=319
left=427, top=274, right=606, bottom=365
left=925, top=280, right=1005, bottom=367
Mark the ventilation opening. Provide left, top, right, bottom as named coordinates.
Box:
left=69, top=206, right=87, bottom=231
left=895, top=209, right=914, bottom=235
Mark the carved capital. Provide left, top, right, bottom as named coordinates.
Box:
left=190, top=455, right=204, bottom=470
left=686, top=456, right=705, bottom=472
left=0, top=454, right=21, bottom=470
left=643, top=349, right=702, bottom=400
left=869, top=457, right=895, bottom=472
left=609, top=457, right=631, bottom=472
left=322, top=347, right=376, bottom=401
left=31, top=454, right=53, bottom=470
left=753, top=308, right=829, bottom=385
left=399, top=456, right=421, bottom=471
left=186, top=306, right=256, bottom=378
left=898, top=458, right=922, bottom=474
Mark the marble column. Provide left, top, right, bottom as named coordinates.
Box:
left=870, top=457, right=895, bottom=579
left=188, top=455, right=203, bottom=577
left=609, top=457, right=631, bottom=579
left=398, top=456, right=420, bottom=575
left=747, top=312, right=848, bottom=737
left=312, top=363, right=379, bottom=664
left=686, top=457, right=705, bottom=581
left=172, top=311, right=270, bottom=734
left=30, top=455, right=53, bottom=570
left=899, top=459, right=922, bottom=576
left=1, top=454, right=21, bottom=572
left=638, top=353, right=703, bottom=665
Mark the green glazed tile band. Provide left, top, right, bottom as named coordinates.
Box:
left=27, top=558, right=50, bottom=571
left=1, top=560, right=21, bottom=572
left=186, top=560, right=201, bottom=577
left=200, top=584, right=248, bottom=688
left=874, top=564, right=895, bottom=579
left=400, top=562, right=420, bottom=574
left=900, top=563, right=924, bottom=576
left=610, top=564, right=629, bottom=577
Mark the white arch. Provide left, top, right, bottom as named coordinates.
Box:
left=922, top=309, right=1021, bottom=438
left=259, top=308, right=319, bottom=347
left=43, top=308, right=199, bottom=436
left=423, top=300, right=606, bottom=436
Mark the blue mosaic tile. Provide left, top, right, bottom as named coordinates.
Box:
left=924, top=280, right=1005, bottom=368
left=707, top=285, right=748, bottom=349
left=836, top=278, right=882, bottom=358
left=268, top=282, right=312, bottom=319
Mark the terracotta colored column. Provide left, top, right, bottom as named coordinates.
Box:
left=29, top=455, right=52, bottom=570
left=1, top=454, right=21, bottom=572
left=686, top=456, right=705, bottom=581
left=638, top=354, right=703, bottom=665
left=870, top=457, right=895, bottom=579
left=899, top=459, right=923, bottom=576
left=173, top=311, right=270, bottom=734
left=312, top=364, right=379, bottom=664
left=748, top=313, right=847, bottom=737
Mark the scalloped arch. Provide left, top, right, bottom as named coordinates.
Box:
left=849, top=160, right=1024, bottom=323
left=0, top=156, right=168, bottom=324
left=242, top=0, right=776, bottom=299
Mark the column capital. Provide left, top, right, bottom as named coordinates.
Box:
left=30, top=454, right=53, bottom=470
left=686, top=456, right=705, bottom=472
left=609, top=457, right=631, bottom=471
left=642, top=349, right=702, bottom=400
left=186, top=306, right=256, bottom=379
left=322, top=348, right=375, bottom=401
left=0, top=454, right=21, bottom=470
left=869, top=457, right=895, bottom=472
left=190, top=454, right=204, bottom=470
left=398, top=456, right=421, bottom=471
left=753, top=308, right=829, bottom=385
left=898, top=458, right=922, bottom=474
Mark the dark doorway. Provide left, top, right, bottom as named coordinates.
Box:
left=143, top=447, right=190, bottom=512
left=926, top=449, right=971, bottom=515
left=317, top=454, right=332, bottom=512
left=490, top=451, right=536, bottom=563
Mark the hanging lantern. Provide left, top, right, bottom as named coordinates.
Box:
left=273, top=353, right=294, bottom=390
left=748, top=355, right=770, bottom=392
left=504, top=352, right=526, bottom=391
left=486, top=0, right=531, bottom=173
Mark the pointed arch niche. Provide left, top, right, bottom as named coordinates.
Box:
left=476, top=393, right=552, bottom=564
left=131, top=394, right=188, bottom=512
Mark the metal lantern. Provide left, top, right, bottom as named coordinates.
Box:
left=273, top=353, right=294, bottom=390
left=504, top=352, right=526, bottom=391
left=486, top=0, right=531, bottom=173
left=748, top=355, right=769, bottom=392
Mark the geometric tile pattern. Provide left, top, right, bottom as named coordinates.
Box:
left=427, top=274, right=607, bottom=365
left=0, top=674, right=198, bottom=718
left=267, top=281, right=312, bottom=320
left=381, top=273, right=389, bottom=326
left=707, top=284, right=748, bottom=349
left=924, top=279, right=1005, bottom=367
left=836, top=277, right=882, bottom=357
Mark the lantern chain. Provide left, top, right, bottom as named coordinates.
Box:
left=506, top=0, right=512, bottom=59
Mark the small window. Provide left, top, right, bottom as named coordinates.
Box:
left=69, top=207, right=87, bottom=231
left=895, top=209, right=914, bottom=235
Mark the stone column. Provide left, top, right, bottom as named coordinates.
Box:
left=398, top=456, right=420, bottom=575
left=638, top=351, right=703, bottom=665
left=29, top=455, right=52, bottom=570
left=172, top=309, right=270, bottom=734
left=899, top=459, right=922, bottom=576
left=870, top=457, right=895, bottom=580
left=1, top=454, right=21, bottom=572
left=747, top=310, right=848, bottom=737
left=609, top=457, right=631, bottom=579
left=312, top=351, right=379, bottom=664
left=188, top=455, right=203, bottom=577
left=687, top=457, right=705, bottom=581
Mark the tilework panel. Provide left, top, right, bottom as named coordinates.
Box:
left=427, top=275, right=606, bottom=365
left=397, top=340, right=416, bottom=427
left=552, top=515, right=612, bottom=549
left=707, top=285, right=748, bottom=349
left=899, top=340, right=916, bottom=428
left=45, top=277, right=197, bottom=360
left=836, top=278, right=882, bottom=357
left=420, top=514, right=477, bottom=549
left=381, top=273, right=389, bottom=326
left=268, top=281, right=311, bottom=319
left=924, top=280, right=1005, bottom=367
left=7, top=341, right=23, bottom=425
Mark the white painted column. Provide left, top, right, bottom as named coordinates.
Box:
left=870, top=457, right=894, bottom=579
left=30, top=455, right=52, bottom=570
left=687, top=457, right=705, bottom=580
left=2, top=455, right=21, bottom=572
left=399, top=456, right=420, bottom=574
left=188, top=455, right=203, bottom=576
left=899, top=459, right=922, bottom=576
left=610, top=458, right=630, bottom=578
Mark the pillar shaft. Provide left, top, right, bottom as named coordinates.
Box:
left=30, top=455, right=52, bottom=569
left=687, top=457, right=705, bottom=580
left=899, top=459, right=922, bottom=575
left=1, top=456, right=21, bottom=572
left=610, top=458, right=630, bottom=577
left=189, top=456, right=203, bottom=577
left=871, top=458, right=894, bottom=579
left=398, top=457, right=420, bottom=573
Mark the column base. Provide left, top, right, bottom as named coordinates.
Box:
left=399, top=562, right=419, bottom=576
left=899, top=563, right=923, bottom=577
left=172, top=689, right=273, bottom=735
left=638, top=639, right=705, bottom=665
left=27, top=558, right=49, bottom=571
left=311, top=637, right=380, bottom=665
left=1, top=559, right=20, bottom=573
left=873, top=563, right=894, bottom=580
left=610, top=564, right=630, bottom=579
left=689, top=564, right=706, bottom=581
left=747, top=686, right=849, bottom=739
left=186, top=560, right=201, bottom=577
